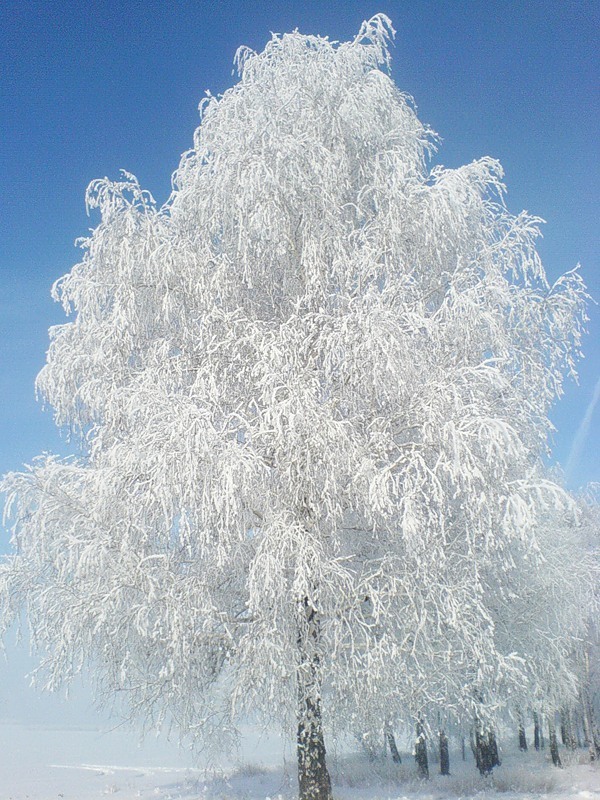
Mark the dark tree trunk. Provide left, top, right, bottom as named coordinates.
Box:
left=385, top=725, right=402, bottom=763
left=574, top=709, right=583, bottom=748
left=472, top=724, right=500, bottom=776
left=518, top=722, right=528, bottom=751
left=461, top=736, right=466, bottom=761
left=415, top=719, right=429, bottom=778
left=473, top=730, right=493, bottom=776
left=581, top=694, right=592, bottom=757
left=297, top=698, right=331, bottom=800
left=581, top=685, right=600, bottom=761
left=560, top=714, right=567, bottom=746
left=296, top=601, right=332, bottom=800
left=581, top=649, right=600, bottom=761
left=439, top=730, right=450, bottom=775
left=549, top=718, right=562, bottom=768
left=489, top=730, right=501, bottom=768
left=560, top=706, right=577, bottom=751
left=534, top=711, right=541, bottom=751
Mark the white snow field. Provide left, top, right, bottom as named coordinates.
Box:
left=0, top=720, right=598, bottom=800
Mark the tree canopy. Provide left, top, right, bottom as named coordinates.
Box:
left=0, top=15, right=594, bottom=798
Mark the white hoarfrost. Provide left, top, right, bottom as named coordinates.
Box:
left=0, top=13, right=594, bottom=787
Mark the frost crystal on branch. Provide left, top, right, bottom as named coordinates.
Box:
left=0, top=14, right=593, bottom=794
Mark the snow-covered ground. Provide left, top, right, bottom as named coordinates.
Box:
left=0, top=720, right=598, bottom=800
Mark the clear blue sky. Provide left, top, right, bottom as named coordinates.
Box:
left=1, top=0, right=598, bottom=495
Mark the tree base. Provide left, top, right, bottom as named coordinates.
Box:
left=297, top=700, right=333, bottom=800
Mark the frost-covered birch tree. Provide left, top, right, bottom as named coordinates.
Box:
left=0, top=15, right=590, bottom=799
